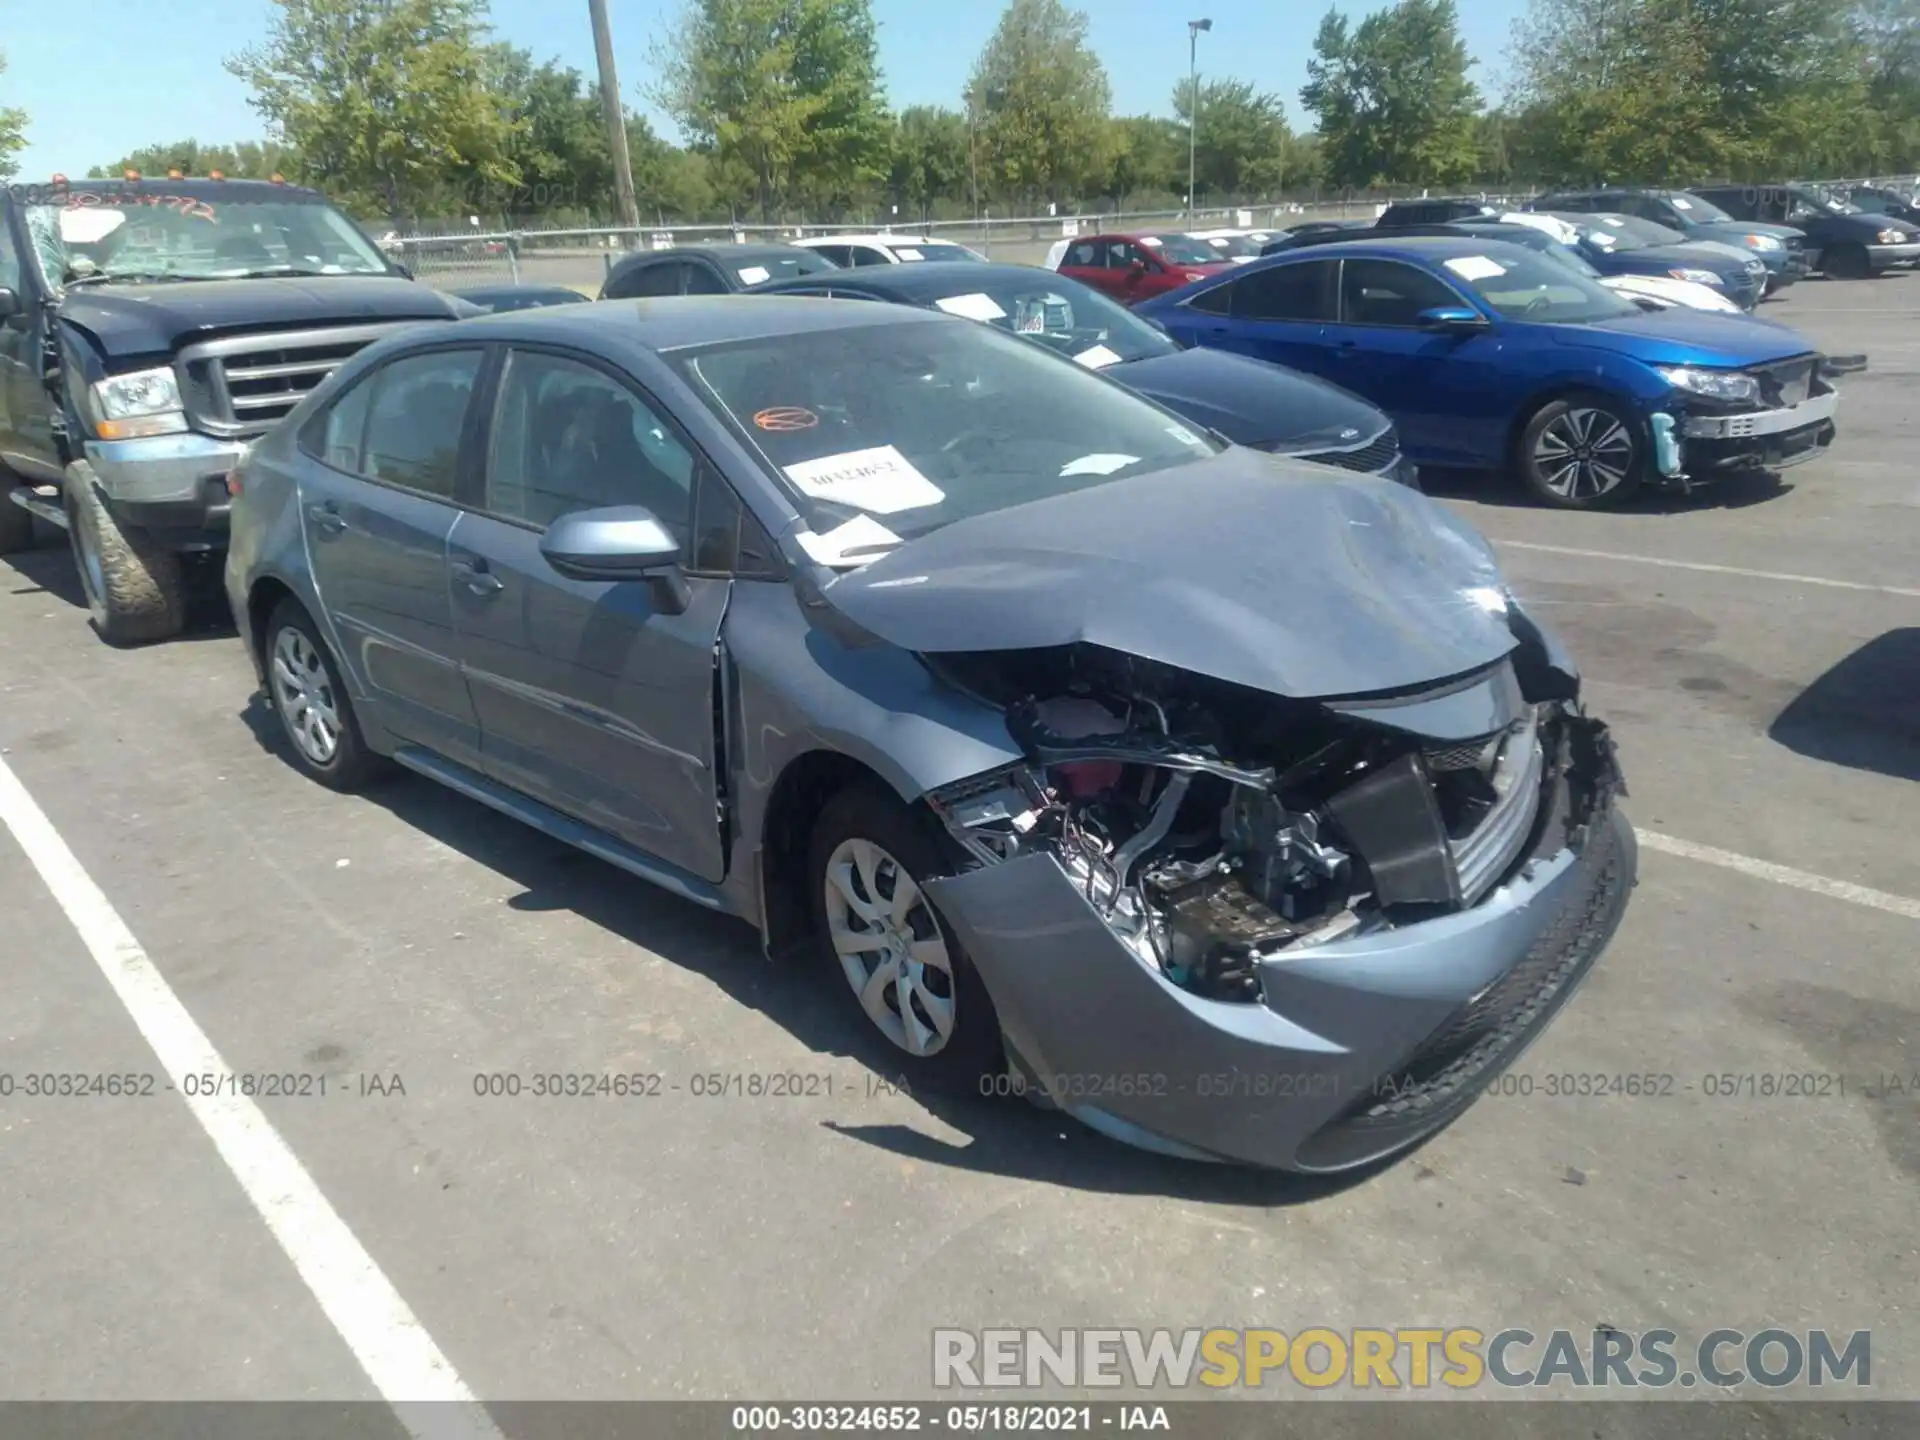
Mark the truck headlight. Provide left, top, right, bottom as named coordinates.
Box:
left=1744, top=234, right=1783, bottom=252
left=1654, top=365, right=1762, bottom=405
left=91, top=367, right=187, bottom=439
left=1670, top=267, right=1725, bottom=286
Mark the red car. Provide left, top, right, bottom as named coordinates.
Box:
left=1050, top=231, right=1235, bottom=304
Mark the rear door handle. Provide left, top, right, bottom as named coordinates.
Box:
left=450, top=558, right=504, bottom=598
left=306, top=503, right=347, bottom=536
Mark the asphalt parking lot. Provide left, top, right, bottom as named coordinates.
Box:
left=1, top=276, right=1916, bottom=1425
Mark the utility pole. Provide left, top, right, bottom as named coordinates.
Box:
left=590, top=0, right=641, bottom=236
left=1187, top=18, right=1212, bottom=224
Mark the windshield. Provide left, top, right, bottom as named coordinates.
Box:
left=1441, top=248, right=1639, bottom=324
left=1804, top=190, right=1860, bottom=215
left=733, top=251, right=837, bottom=286
left=1201, top=234, right=1262, bottom=258
left=672, top=318, right=1220, bottom=562
left=24, top=191, right=390, bottom=285
left=1671, top=192, right=1734, bottom=223
left=1136, top=233, right=1220, bottom=265
left=1583, top=214, right=1687, bottom=250
left=891, top=243, right=984, bottom=263
left=920, top=274, right=1178, bottom=366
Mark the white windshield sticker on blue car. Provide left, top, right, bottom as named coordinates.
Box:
left=1445, top=255, right=1509, bottom=281
left=934, top=292, right=1009, bottom=321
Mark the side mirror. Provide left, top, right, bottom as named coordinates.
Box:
left=0, top=287, right=21, bottom=321
left=1416, top=305, right=1489, bottom=333
left=540, top=505, right=690, bottom=613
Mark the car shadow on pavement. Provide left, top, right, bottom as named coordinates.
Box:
left=1769, top=627, right=1920, bottom=782
left=236, top=693, right=1394, bottom=1206
left=1418, top=467, right=1793, bottom=513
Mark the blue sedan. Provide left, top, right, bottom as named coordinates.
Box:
left=1137, top=236, right=1845, bottom=509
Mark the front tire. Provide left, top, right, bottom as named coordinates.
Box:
left=1823, top=243, right=1870, bottom=281
left=1518, top=394, right=1644, bottom=509
left=264, top=599, right=383, bottom=792
left=65, top=461, right=186, bottom=644
left=806, top=785, right=1004, bottom=1093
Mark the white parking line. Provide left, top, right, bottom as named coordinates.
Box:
left=1636, top=828, right=1920, bottom=922
left=0, top=755, right=503, bottom=1439
left=1497, top=540, right=1920, bottom=600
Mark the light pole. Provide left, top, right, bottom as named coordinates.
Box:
left=589, top=0, right=640, bottom=238
left=1187, top=19, right=1211, bottom=223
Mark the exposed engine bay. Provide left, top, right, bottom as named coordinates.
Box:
left=925, top=644, right=1622, bottom=1005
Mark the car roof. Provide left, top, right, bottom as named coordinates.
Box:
left=793, top=234, right=940, bottom=247
left=760, top=260, right=1067, bottom=299
left=450, top=284, right=585, bottom=301
left=615, top=243, right=821, bottom=265
left=1260, top=234, right=1544, bottom=263
left=17, top=177, right=331, bottom=203
left=442, top=293, right=945, bottom=352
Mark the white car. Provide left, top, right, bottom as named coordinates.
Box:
left=1495, top=212, right=1741, bottom=314
left=1188, top=228, right=1281, bottom=264
left=791, top=233, right=986, bottom=267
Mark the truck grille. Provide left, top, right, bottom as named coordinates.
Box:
left=1293, top=427, right=1399, bottom=475
left=1751, top=356, right=1815, bottom=408
left=177, top=323, right=422, bottom=438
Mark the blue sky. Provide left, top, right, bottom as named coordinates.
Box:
left=5, top=0, right=1528, bottom=179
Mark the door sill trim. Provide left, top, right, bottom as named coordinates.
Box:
left=390, top=745, right=731, bottom=913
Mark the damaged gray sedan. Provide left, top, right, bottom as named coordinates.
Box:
left=226, top=297, right=1636, bottom=1174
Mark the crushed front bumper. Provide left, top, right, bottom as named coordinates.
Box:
left=1676, top=388, right=1838, bottom=475
left=925, top=731, right=1637, bottom=1174
left=83, top=432, right=245, bottom=549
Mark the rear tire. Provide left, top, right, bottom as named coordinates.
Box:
left=65, top=461, right=187, bottom=644
left=263, top=599, right=384, bottom=792
left=1517, top=393, right=1645, bottom=510
left=806, top=784, right=1004, bottom=1094
left=0, top=486, right=33, bottom=554
left=1824, top=243, right=1870, bottom=281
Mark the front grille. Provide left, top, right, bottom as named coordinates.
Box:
left=1448, top=719, right=1545, bottom=904
left=1751, top=356, right=1815, bottom=408
left=177, top=322, right=423, bottom=438
left=1295, top=427, right=1399, bottom=474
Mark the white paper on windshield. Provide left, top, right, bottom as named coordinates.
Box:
left=894, top=247, right=924, bottom=261
left=737, top=265, right=771, bottom=285
left=1164, top=423, right=1205, bottom=448
left=1600, top=216, right=1626, bottom=227
left=1672, top=196, right=1694, bottom=210
left=934, top=292, right=1009, bottom=321
left=1060, top=453, right=1139, bottom=477
left=784, top=445, right=945, bottom=514
left=1141, top=236, right=1163, bottom=247
left=1073, top=343, right=1122, bottom=370
left=1444, top=255, right=1508, bottom=281
left=795, top=513, right=903, bottom=567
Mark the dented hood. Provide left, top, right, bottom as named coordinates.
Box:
left=819, top=449, right=1517, bottom=700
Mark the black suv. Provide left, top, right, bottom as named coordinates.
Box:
left=1374, top=198, right=1500, bottom=227
left=0, top=177, right=470, bottom=643
left=1688, top=183, right=1920, bottom=279
left=1531, top=187, right=1811, bottom=294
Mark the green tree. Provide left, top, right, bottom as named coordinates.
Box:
left=651, top=0, right=891, bottom=220
left=225, top=0, right=519, bottom=224
left=965, top=0, right=1114, bottom=209
left=0, top=50, right=27, bottom=182
left=1300, top=0, right=1482, bottom=189
left=1171, top=79, right=1292, bottom=200
left=1103, top=114, right=1184, bottom=204
left=888, top=106, right=969, bottom=224
left=88, top=139, right=300, bottom=182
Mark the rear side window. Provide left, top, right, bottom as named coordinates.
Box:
left=1063, top=241, right=1099, bottom=267
left=1229, top=259, right=1338, bottom=321
left=357, top=349, right=484, bottom=498
left=809, top=245, right=853, bottom=267
left=316, top=375, right=374, bottom=471
left=852, top=246, right=892, bottom=266
left=609, top=260, right=681, bottom=299
left=682, top=262, right=729, bottom=295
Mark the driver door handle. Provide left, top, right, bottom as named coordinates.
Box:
left=306, top=503, right=347, bottom=536
left=450, top=558, right=504, bottom=598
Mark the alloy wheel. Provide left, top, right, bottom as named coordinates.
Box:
left=821, top=837, right=957, bottom=1057
left=270, top=625, right=343, bottom=766
left=1533, top=407, right=1634, bottom=501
